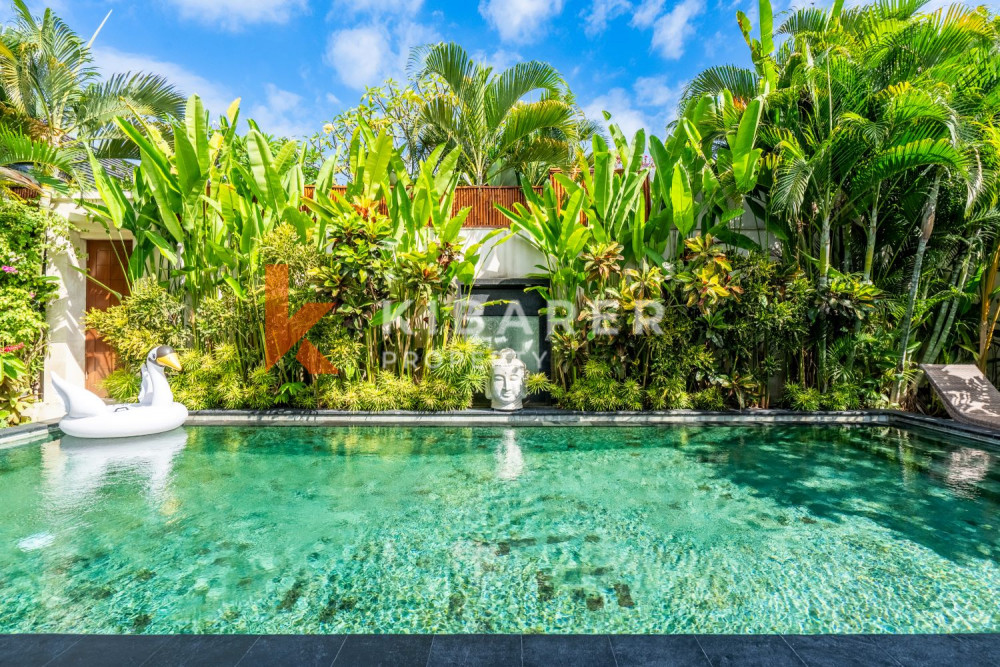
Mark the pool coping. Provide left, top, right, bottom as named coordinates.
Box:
left=2, top=408, right=1000, bottom=448
left=1, top=632, right=998, bottom=666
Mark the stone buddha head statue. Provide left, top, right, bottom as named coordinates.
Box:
left=485, top=348, right=528, bottom=411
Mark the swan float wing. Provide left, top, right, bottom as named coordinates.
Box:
left=51, top=373, right=109, bottom=418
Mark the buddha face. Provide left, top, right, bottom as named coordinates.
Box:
left=491, top=366, right=524, bottom=402
left=487, top=349, right=527, bottom=411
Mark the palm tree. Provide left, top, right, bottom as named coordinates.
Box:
left=409, top=42, right=580, bottom=185
left=0, top=125, right=77, bottom=194
left=681, top=0, right=996, bottom=396
left=0, top=0, right=183, bottom=162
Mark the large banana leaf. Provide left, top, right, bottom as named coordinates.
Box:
left=729, top=96, right=765, bottom=193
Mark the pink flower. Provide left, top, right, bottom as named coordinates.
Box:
left=1, top=265, right=16, bottom=274
left=1, top=343, right=25, bottom=353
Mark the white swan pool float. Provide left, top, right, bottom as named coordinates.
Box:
left=52, top=346, right=188, bottom=439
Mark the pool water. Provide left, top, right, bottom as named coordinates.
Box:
left=0, top=425, right=997, bottom=634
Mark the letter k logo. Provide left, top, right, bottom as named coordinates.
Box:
left=264, top=264, right=338, bottom=375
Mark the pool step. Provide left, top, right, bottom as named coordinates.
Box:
left=920, top=364, right=1000, bottom=429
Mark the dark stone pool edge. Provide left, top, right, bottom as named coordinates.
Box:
left=2, top=632, right=998, bottom=666
left=3, top=408, right=1000, bottom=449
left=186, top=408, right=1000, bottom=448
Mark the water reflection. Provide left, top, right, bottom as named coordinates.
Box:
left=42, top=428, right=188, bottom=504
left=945, top=446, right=993, bottom=498
left=496, top=428, right=524, bottom=481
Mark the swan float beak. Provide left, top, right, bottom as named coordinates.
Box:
left=157, top=352, right=182, bottom=371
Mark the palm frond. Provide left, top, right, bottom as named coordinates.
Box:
left=682, top=66, right=759, bottom=105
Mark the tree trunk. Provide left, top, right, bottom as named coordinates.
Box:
left=862, top=188, right=880, bottom=282
left=817, top=211, right=832, bottom=389
left=923, top=244, right=970, bottom=365
left=977, top=238, right=1000, bottom=370
left=893, top=174, right=940, bottom=403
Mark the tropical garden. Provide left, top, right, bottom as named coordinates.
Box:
left=2, top=0, right=1000, bottom=424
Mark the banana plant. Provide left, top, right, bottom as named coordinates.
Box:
left=306, top=122, right=511, bottom=367
left=559, top=122, right=651, bottom=265
left=736, top=0, right=778, bottom=94
left=84, top=94, right=316, bottom=308
left=304, top=119, right=394, bottom=244
left=496, top=180, right=590, bottom=304
left=648, top=90, right=765, bottom=259
left=389, top=141, right=511, bottom=348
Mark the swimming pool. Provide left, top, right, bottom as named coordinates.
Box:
left=0, top=425, right=997, bottom=634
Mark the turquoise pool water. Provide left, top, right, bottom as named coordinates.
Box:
left=0, top=425, right=997, bottom=634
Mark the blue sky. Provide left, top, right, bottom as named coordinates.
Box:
left=5, top=0, right=995, bottom=139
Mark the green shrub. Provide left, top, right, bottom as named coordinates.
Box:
left=259, top=224, right=322, bottom=288
left=101, top=368, right=141, bottom=403
left=193, top=294, right=242, bottom=350
left=413, top=377, right=471, bottom=411
left=0, top=352, right=30, bottom=426
left=309, top=319, right=364, bottom=380
left=556, top=361, right=644, bottom=411
left=85, top=277, right=186, bottom=366
left=784, top=383, right=822, bottom=411
left=0, top=287, right=46, bottom=347
left=691, top=386, right=725, bottom=411
left=323, top=374, right=419, bottom=411
left=0, top=200, right=63, bottom=301
left=167, top=346, right=277, bottom=411
left=526, top=372, right=555, bottom=395
left=646, top=375, right=692, bottom=410
left=0, top=200, right=65, bottom=424
left=424, top=338, right=492, bottom=404
left=317, top=340, right=492, bottom=412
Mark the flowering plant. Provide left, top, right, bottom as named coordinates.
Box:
left=0, top=200, right=65, bottom=427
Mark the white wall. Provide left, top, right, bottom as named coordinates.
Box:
left=465, top=228, right=545, bottom=282
left=29, top=194, right=133, bottom=421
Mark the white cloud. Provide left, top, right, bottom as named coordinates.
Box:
left=326, top=25, right=388, bottom=90
left=394, top=19, right=440, bottom=74
left=584, top=75, right=683, bottom=138
left=634, top=75, right=681, bottom=110
left=471, top=48, right=523, bottom=73
left=630, top=0, right=664, bottom=28
left=583, top=0, right=632, bottom=37
left=584, top=88, right=652, bottom=138
left=325, top=18, right=438, bottom=90
left=478, top=0, right=565, bottom=43
left=92, top=46, right=235, bottom=119
left=329, top=0, right=424, bottom=16
left=164, top=0, right=308, bottom=30
left=650, top=0, right=704, bottom=60
left=248, top=84, right=319, bottom=138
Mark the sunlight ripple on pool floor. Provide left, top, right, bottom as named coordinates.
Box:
left=0, top=425, right=997, bottom=634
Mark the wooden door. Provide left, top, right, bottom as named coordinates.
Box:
left=85, top=240, right=131, bottom=395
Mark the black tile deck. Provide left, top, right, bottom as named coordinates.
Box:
left=47, top=635, right=170, bottom=666
left=521, top=634, right=617, bottom=666
left=0, top=633, right=996, bottom=666
left=609, top=635, right=709, bottom=665
left=330, top=634, right=434, bottom=666
left=427, top=634, right=522, bottom=666
left=782, top=635, right=898, bottom=667
left=235, top=635, right=345, bottom=667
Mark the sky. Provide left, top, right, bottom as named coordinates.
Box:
left=4, top=0, right=997, bottom=140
